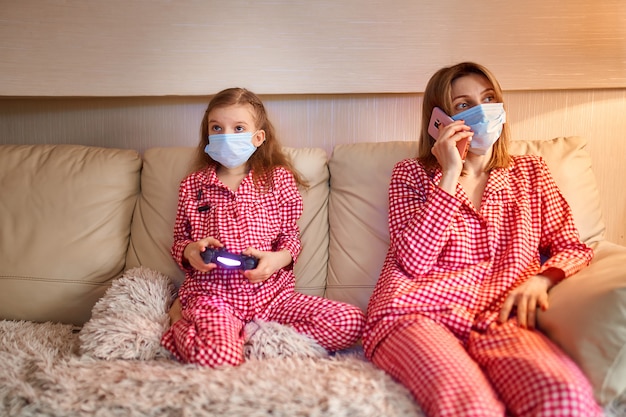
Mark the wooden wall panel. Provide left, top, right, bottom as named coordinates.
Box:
left=1, top=0, right=625, bottom=96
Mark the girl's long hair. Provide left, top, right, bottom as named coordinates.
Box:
left=418, top=62, right=512, bottom=171
left=194, top=87, right=306, bottom=188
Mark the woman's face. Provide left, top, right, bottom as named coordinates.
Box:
left=450, top=73, right=497, bottom=116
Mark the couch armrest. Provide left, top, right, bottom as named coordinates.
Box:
left=538, top=241, right=626, bottom=405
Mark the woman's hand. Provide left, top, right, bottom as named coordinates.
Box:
left=183, top=237, right=223, bottom=272
left=498, top=269, right=563, bottom=329
left=431, top=121, right=473, bottom=171
left=431, top=120, right=473, bottom=194
left=242, top=247, right=292, bottom=284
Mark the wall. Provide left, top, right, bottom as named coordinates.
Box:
left=1, top=0, right=625, bottom=95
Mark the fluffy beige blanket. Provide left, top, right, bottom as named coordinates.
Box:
left=0, top=267, right=421, bottom=417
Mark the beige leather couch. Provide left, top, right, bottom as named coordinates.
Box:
left=1, top=136, right=624, bottom=407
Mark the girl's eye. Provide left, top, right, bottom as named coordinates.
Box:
left=210, top=125, right=222, bottom=132
left=483, top=96, right=495, bottom=103
left=235, top=126, right=245, bottom=132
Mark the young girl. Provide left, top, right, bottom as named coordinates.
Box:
left=363, top=63, right=602, bottom=416
left=161, top=87, right=365, bottom=367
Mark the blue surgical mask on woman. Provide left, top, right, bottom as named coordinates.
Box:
left=204, top=132, right=258, bottom=168
left=451, top=103, right=506, bottom=155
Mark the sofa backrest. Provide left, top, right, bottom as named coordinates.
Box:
left=125, top=146, right=330, bottom=298
left=326, top=141, right=419, bottom=311
left=0, top=137, right=605, bottom=324
left=508, top=137, right=605, bottom=244
left=0, top=144, right=141, bottom=324
left=325, top=136, right=605, bottom=312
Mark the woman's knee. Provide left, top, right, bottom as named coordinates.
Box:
left=371, top=317, right=505, bottom=417
left=469, top=324, right=602, bottom=416
left=517, top=371, right=602, bottom=417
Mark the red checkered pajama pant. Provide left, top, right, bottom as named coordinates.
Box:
left=162, top=291, right=365, bottom=367
left=371, top=314, right=602, bottom=417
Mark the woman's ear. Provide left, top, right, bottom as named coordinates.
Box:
left=252, top=130, right=266, bottom=147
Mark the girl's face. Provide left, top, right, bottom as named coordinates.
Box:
left=207, top=103, right=265, bottom=147
left=450, top=73, right=498, bottom=116
left=208, top=104, right=257, bottom=135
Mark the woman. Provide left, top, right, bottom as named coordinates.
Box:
left=362, top=63, right=602, bottom=416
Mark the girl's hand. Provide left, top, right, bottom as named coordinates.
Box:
left=168, top=297, right=183, bottom=325
left=498, top=272, right=560, bottom=329
left=242, top=247, right=292, bottom=284
left=183, top=237, right=223, bottom=272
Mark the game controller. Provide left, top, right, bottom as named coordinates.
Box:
left=200, top=247, right=259, bottom=270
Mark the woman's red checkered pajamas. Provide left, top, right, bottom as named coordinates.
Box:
left=363, top=156, right=602, bottom=417
left=162, top=166, right=365, bottom=367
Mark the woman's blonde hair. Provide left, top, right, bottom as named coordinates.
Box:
left=418, top=62, right=511, bottom=170
left=194, top=87, right=306, bottom=188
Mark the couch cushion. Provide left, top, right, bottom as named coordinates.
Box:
left=327, top=141, right=418, bottom=311
left=0, top=144, right=141, bottom=325
left=508, top=136, right=605, bottom=244
left=326, top=136, right=605, bottom=311
left=538, top=240, right=626, bottom=405
left=126, top=146, right=329, bottom=296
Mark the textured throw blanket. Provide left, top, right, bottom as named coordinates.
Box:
left=0, top=267, right=421, bottom=417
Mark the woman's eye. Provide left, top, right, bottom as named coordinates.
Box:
left=235, top=126, right=245, bottom=132
left=484, top=96, right=495, bottom=103
left=455, top=102, right=468, bottom=111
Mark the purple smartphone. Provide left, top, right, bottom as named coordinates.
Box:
left=427, top=107, right=469, bottom=160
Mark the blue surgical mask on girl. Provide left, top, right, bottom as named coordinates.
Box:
left=451, top=103, right=506, bottom=155
left=204, top=131, right=258, bottom=168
